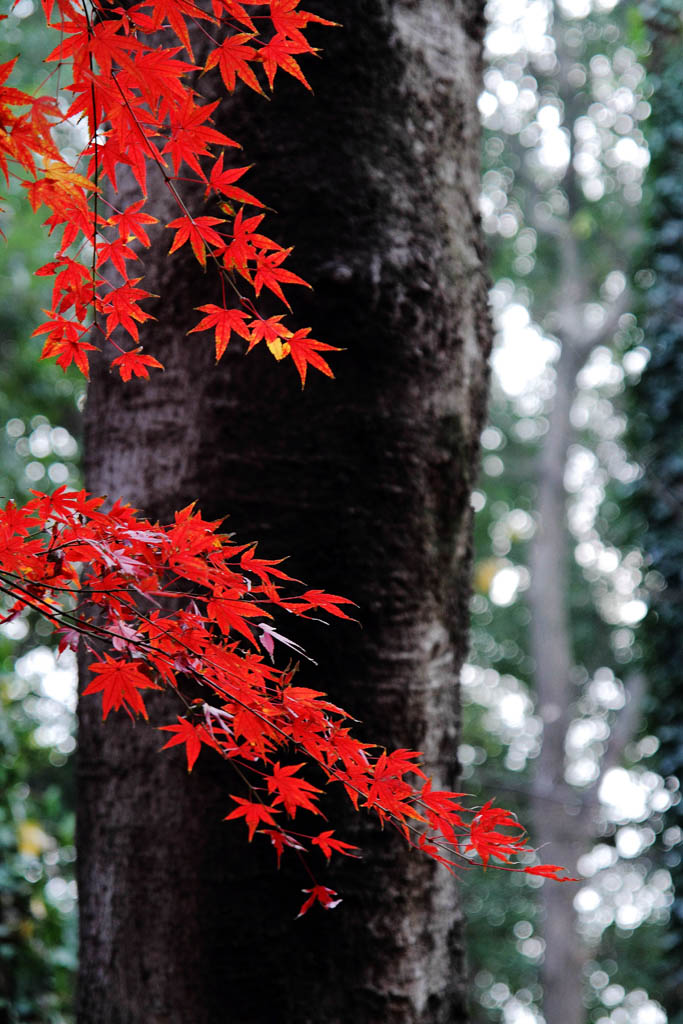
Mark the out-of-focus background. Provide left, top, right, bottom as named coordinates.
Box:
left=0, top=1, right=681, bottom=1022
left=1, top=6, right=82, bottom=1019
left=461, top=3, right=681, bottom=1024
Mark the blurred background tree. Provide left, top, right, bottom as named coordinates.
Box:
left=461, top=2, right=678, bottom=1024
left=0, top=4, right=82, bottom=1021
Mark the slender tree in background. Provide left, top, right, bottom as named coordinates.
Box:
left=526, top=9, right=636, bottom=1023
left=463, top=2, right=673, bottom=1023
left=66, top=1, right=491, bottom=1020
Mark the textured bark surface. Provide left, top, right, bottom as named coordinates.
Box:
left=77, top=2, right=490, bottom=1021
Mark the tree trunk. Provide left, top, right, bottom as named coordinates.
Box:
left=529, top=339, right=585, bottom=1024
left=528, top=272, right=633, bottom=1024
left=77, top=2, right=491, bottom=1021
left=525, top=12, right=639, bottom=1022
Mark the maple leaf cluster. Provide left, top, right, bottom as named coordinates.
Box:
left=1, top=0, right=338, bottom=386
left=0, top=0, right=574, bottom=913
left=0, top=491, right=573, bottom=914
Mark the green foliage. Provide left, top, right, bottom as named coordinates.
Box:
left=0, top=6, right=80, bottom=1019
left=0, top=640, right=77, bottom=1024
left=0, top=3, right=83, bottom=504
left=623, top=6, right=683, bottom=1019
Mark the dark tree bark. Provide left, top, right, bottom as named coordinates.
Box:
left=77, top=2, right=491, bottom=1021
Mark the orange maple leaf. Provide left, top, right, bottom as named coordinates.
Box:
left=23, top=160, right=97, bottom=214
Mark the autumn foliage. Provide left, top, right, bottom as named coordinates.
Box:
left=0, top=0, right=570, bottom=914
left=3, top=0, right=338, bottom=384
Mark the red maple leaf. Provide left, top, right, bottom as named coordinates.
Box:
left=204, top=32, right=264, bottom=95
left=223, top=209, right=282, bottom=274
left=96, top=237, right=139, bottom=277
left=267, top=761, right=322, bottom=817
left=110, top=347, right=164, bottom=381
left=140, top=0, right=212, bottom=59
left=523, top=864, right=578, bottom=881
left=118, top=47, right=197, bottom=117
left=262, top=828, right=305, bottom=868
left=46, top=13, right=140, bottom=80
left=34, top=318, right=98, bottom=378
left=107, top=200, right=158, bottom=247
left=159, top=717, right=220, bottom=771
left=162, top=95, right=238, bottom=178
left=296, top=884, right=342, bottom=918
left=285, top=328, right=339, bottom=386
left=82, top=655, right=162, bottom=720
left=206, top=593, right=264, bottom=642
left=269, top=0, right=338, bottom=48
left=253, top=248, right=310, bottom=307
left=247, top=314, right=292, bottom=358
left=465, top=801, right=528, bottom=867
left=232, top=707, right=279, bottom=756
left=224, top=797, right=279, bottom=840
left=257, top=33, right=314, bottom=91
left=188, top=304, right=252, bottom=360
left=166, top=214, right=226, bottom=267
left=210, top=0, right=257, bottom=31
left=289, top=587, right=356, bottom=618
left=205, top=156, right=264, bottom=208
left=98, top=280, right=156, bottom=341
left=419, top=779, right=467, bottom=839
left=311, top=830, right=361, bottom=860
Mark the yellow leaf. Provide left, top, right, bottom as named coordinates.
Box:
left=18, top=820, right=50, bottom=857
left=473, top=558, right=504, bottom=595
left=266, top=339, right=290, bottom=361
left=42, top=160, right=98, bottom=193
left=30, top=897, right=47, bottom=920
